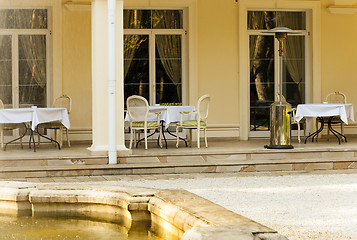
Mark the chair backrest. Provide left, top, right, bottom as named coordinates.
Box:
left=0, top=99, right=3, bottom=109
left=53, top=95, right=72, bottom=114
left=197, top=94, right=210, bottom=121
left=325, top=92, right=346, bottom=104
left=126, top=95, right=149, bottom=122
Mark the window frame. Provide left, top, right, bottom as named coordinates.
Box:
left=123, top=8, right=187, bottom=106
left=0, top=7, right=52, bottom=108
left=246, top=9, right=311, bottom=138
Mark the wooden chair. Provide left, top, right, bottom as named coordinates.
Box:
left=290, top=107, right=305, bottom=143
left=37, top=95, right=72, bottom=148
left=0, top=99, right=25, bottom=150
left=176, top=94, right=210, bottom=148
left=126, top=95, right=162, bottom=149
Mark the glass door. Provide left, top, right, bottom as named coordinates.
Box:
left=155, top=34, right=182, bottom=105
left=248, top=10, right=307, bottom=138
left=124, top=34, right=150, bottom=104
left=18, top=34, right=47, bottom=107
left=124, top=9, right=185, bottom=106
left=0, top=35, right=12, bottom=108
left=124, top=32, right=184, bottom=106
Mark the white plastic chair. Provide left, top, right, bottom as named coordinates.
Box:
left=176, top=94, right=210, bottom=148
left=126, top=95, right=162, bottom=150
left=316, top=91, right=346, bottom=140
left=0, top=99, right=25, bottom=150
left=38, top=95, right=72, bottom=148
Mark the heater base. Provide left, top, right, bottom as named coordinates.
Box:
left=264, top=144, right=294, bottom=149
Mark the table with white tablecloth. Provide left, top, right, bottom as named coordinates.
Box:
left=0, top=108, right=70, bottom=150
left=125, top=105, right=195, bottom=128
left=295, top=104, right=354, bottom=144
left=125, top=105, right=196, bottom=147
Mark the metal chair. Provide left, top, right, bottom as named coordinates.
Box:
left=316, top=91, right=346, bottom=140
left=0, top=99, right=25, bottom=150
left=176, top=94, right=210, bottom=148
left=126, top=95, right=162, bottom=149
left=37, top=95, right=72, bottom=148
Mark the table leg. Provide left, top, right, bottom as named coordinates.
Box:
left=36, top=126, right=61, bottom=150
left=305, top=117, right=325, bottom=144
left=4, top=123, right=29, bottom=151
left=327, top=116, right=346, bottom=144
left=28, top=128, right=37, bottom=152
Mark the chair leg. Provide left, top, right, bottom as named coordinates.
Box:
left=137, top=131, right=141, bottom=146
left=189, top=129, right=192, bottom=147
left=0, top=129, right=3, bottom=150
left=315, top=119, right=319, bottom=140
left=129, top=128, right=133, bottom=149
left=327, top=126, right=330, bottom=141
left=66, top=128, right=70, bottom=147
left=159, top=127, right=162, bottom=148
left=19, top=128, right=23, bottom=149
left=38, top=130, right=41, bottom=147
left=341, top=123, right=344, bottom=142
left=204, top=128, right=208, bottom=148
left=197, top=128, right=200, bottom=149
left=297, top=122, right=301, bottom=143
left=52, top=129, right=56, bottom=147
left=144, top=128, right=148, bottom=150
left=59, top=128, right=63, bottom=148
left=133, top=129, right=137, bottom=146
left=176, top=127, right=180, bottom=148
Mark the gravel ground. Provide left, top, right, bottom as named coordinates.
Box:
left=107, top=172, right=357, bottom=240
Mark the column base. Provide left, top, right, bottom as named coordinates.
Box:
left=87, top=144, right=132, bottom=157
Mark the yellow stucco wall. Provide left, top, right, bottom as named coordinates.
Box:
left=197, top=0, right=240, bottom=129
left=62, top=8, right=92, bottom=132
left=57, top=0, right=357, bottom=142
left=321, top=0, right=357, bottom=108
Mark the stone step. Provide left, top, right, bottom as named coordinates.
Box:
left=0, top=157, right=356, bottom=179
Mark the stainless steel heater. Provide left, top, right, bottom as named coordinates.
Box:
left=264, top=27, right=297, bottom=149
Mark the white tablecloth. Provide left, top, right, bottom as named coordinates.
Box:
left=295, top=104, right=354, bottom=124
left=125, top=105, right=196, bottom=129
left=0, top=108, right=70, bottom=130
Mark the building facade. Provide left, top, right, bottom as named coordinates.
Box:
left=1, top=0, right=357, bottom=155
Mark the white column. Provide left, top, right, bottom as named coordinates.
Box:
left=89, top=0, right=130, bottom=158
left=108, top=0, right=117, bottom=163
left=115, top=0, right=128, bottom=152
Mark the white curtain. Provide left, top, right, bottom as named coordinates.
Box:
left=279, top=12, right=305, bottom=87
left=155, top=35, right=181, bottom=87
left=154, top=10, right=182, bottom=89
left=285, top=36, right=304, bottom=85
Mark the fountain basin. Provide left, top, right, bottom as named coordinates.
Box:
left=0, top=181, right=288, bottom=239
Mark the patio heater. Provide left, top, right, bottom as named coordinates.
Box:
left=264, top=27, right=297, bottom=149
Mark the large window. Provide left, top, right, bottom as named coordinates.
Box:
left=0, top=9, right=49, bottom=108
left=124, top=9, right=185, bottom=106
left=248, top=11, right=307, bottom=136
